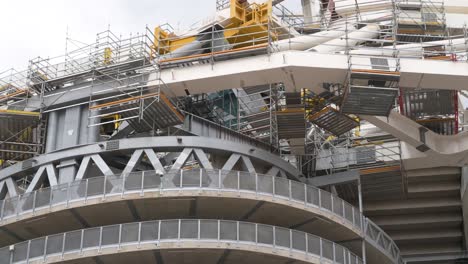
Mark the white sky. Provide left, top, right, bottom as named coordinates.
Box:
left=0, top=0, right=217, bottom=71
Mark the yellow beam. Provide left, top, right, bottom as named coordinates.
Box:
left=0, top=109, right=40, bottom=116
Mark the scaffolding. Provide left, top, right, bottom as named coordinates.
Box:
left=397, top=0, right=446, bottom=39
left=341, top=55, right=400, bottom=116
left=234, top=84, right=279, bottom=148
left=0, top=69, right=45, bottom=168
left=399, top=88, right=459, bottom=135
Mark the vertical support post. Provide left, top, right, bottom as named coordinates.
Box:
left=141, top=171, right=145, bottom=196
left=117, top=224, right=122, bottom=249
left=273, top=226, right=276, bottom=248
left=211, top=25, right=215, bottom=70
left=333, top=242, right=336, bottom=263
left=84, top=179, right=89, bottom=203
left=80, top=229, right=84, bottom=254
left=237, top=171, right=240, bottom=191
left=158, top=221, right=161, bottom=241
left=178, top=219, right=181, bottom=240
left=218, top=169, right=222, bottom=189
left=32, top=192, right=37, bottom=215
left=331, top=194, right=334, bottom=213
left=318, top=189, right=322, bottom=208
left=342, top=200, right=345, bottom=218
left=199, top=168, right=203, bottom=188
left=121, top=173, right=126, bottom=198
left=15, top=195, right=21, bottom=219
left=103, top=175, right=107, bottom=200
left=255, top=173, right=258, bottom=192
left=358, top=178, right=366, bottom=264
left=26, top=240, right=31, bottom=264
left=61, top=233, right=66, bottom=259
left=138, top=222, right=142, bottom=247
left=255, top=223, right=258, bottom=244
left=319, top=237, right=323, bottom=261
left=98, top=227, right=103, bottom=253
left=0, top=200, right=4, bottom=222
left=43, top=236, right=48, bottom=261
left=273, top=176, right=276, bottom=196
left=180, top=170, right=183, bottom=188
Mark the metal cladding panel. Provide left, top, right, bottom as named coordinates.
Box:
left=341, top=87, right=398, bottom=117
left=277, top=111, right=306, bottom=139
left=401, top=89, right=456, bottom=119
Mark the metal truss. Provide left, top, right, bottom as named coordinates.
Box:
left=0, top=136, right=300, bottom=197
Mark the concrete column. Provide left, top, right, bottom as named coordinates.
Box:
left=301, top=0, right=314, bottom=25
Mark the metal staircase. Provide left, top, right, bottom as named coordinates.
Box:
left=365, top=167, right=463, bottom=260
left=305, top=88, right=359, bottom=136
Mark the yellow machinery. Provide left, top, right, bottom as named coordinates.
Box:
left=152, top=0, right=276, bottom=57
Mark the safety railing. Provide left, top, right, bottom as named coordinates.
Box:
left=27, top=27, right=155, bottom=85
left=314, top=139, right=401, bottom=171
left=0, top=169, right=402, bottom=263
left=0, top=69, right=30, bottom=106
left=0, top=219, right=363, bottom=264
left=365, top=219, right=403, bottom=261
left=17, top=17, right=466, bottom=94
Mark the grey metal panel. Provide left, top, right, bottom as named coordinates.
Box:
left=182, top=114, right=274, bottom=152
left=370, top=58, right=390, bottom=70
left=341, top=87, right=398, bottom=117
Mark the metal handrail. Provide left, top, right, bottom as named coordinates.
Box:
left=0, top=219, right=363, bottom=264
left=0, top=168, right=403, bottom=263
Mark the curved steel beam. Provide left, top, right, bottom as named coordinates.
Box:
left=0, top=137, right=302, bottom=182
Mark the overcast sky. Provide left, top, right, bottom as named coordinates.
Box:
left=0, top=0, right=219, bottom=71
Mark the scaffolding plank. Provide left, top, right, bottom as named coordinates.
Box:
left=308, top=107, right=359, bottom=136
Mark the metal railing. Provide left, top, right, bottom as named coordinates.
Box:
left=0, top=169, right=402, bottom=263
left=0, top=219, right=363, bottom=264
left=314, top=139, right=401, bottom=171
left=27, top=27, right=155, bottom=85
